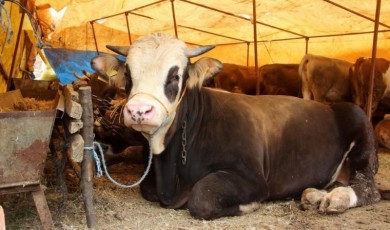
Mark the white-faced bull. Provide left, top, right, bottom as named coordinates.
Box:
left=107, top=33, right=381, bottom=220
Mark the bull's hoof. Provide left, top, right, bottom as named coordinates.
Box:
left=318, top=187, right=355, bottom=214
left=301, top=187, right=357, bottom=214
left=300, top=188, right=326, bottom=211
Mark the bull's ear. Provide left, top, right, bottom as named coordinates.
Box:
left=185, top=45, right=215, bottom=58
left=106, top=45, right=130, bottom=56
left=187, top=57, right=223, bottom=89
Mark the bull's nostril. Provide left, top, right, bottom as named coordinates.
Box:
left=145, top=107, right=153, bottom=114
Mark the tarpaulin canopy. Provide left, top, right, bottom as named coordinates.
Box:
left=32, top=0, right=390, bottom=67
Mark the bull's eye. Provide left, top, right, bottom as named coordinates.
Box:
left=167, top=66, right=180, bottom=85
left=165, top=66, right=180, bottom=102
left=174, top=74, right=180, bottom=82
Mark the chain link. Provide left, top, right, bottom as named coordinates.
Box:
left=181, top=120, right=187, bottom=165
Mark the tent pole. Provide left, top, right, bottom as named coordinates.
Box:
left=125, top=13, right=132, bottom=45
left=90, top=22, right=99, bottom=55
left=305, top=37, right=309, bottom=54
left=170, top=0, right=178, bottom=38
left=366, top=0, right=381, bottom=120
left=252, top=0, right=259, bottom=95
left=246, top=42, right=250, bottom=67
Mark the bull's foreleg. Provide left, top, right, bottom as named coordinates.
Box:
left=187, top=171, right=267, bottom=220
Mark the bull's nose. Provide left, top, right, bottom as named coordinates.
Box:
left=124, top=103, right=155, bottom=124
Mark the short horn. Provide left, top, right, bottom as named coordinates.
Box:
left=185, top=45, right=216, bottom=58
left=106, top=45, right=130, bottom=56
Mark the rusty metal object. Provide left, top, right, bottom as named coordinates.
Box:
left=0, top=89, right=59, bottom=229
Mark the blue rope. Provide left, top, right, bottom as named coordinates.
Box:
left=84, top=145, right=103, bottom=177
left=84, top=141, right=153, bottom=188
left=83, top=115, right=170, bottom=188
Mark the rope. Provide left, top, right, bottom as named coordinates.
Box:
left=84, top=141, right=153, bottom=188
left=4, top=0, right=51, bottom=48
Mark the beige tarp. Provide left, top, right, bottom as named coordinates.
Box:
left=31, top=0, right=390, bottom=66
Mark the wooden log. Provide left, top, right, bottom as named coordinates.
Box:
left=64, top=84, right=82, bottom=119
left=79, top=86, right=97, bottom=228
left=65, top=118, right=84, bottom=134
left=67, top=133, right=85, bottom=162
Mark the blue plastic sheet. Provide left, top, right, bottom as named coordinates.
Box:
left=44, top=48, right=125, bottom=85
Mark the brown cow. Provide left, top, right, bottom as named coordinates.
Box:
left=299, top=54, right=353, bottom=103
left=206, top=63, right=257, bottom=95
left=350, top=57, right=390, bottom=113
left=206, top=63, right=301, bottom=96
left=259, top=64, right=301, bottom=97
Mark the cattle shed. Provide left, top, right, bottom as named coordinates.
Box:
left=1, top=0, right=390, bottom=229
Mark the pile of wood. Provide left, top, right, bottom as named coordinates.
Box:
left=62, top=84, right=85, bottom=163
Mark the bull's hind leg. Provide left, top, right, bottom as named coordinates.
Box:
left=187, top=171, right=267, bottom=220
left=302, top=117, right=381, bottom=213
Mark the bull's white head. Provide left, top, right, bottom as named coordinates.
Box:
left=108, top=33, right=222, bottom=154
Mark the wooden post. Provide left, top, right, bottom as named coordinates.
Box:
left=79, top=86, right=97, bottom=228
left=31, top=186, right=54, bottom=230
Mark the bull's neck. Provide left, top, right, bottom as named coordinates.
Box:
left=164, top=87, right=205, bottom=148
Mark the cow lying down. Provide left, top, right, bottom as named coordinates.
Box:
left=106, top=33, right=381, bottom=220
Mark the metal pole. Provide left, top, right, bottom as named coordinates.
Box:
left=246, top=42, right=250, bottom=67
left=170, top=0, right=178, bottom=38
left=90, top=21, right=99, bottom=55
left=125, top=13, right=132, bottom=45
left=305, top=37, right=309, bottom=54
left=366, top=0, right=381, bottom=120
left=252, top=0, right=259, bottom=95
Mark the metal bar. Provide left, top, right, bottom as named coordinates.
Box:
left=246, top=42, right=250, bottom=67
left=366, top=0, right=381, bottom=120
left=0, top=184, right=41, bottom=195
left=178, top=25, right=248, bottom=42
left=180, top=0, right=306, bottom=38
left=253, top=0, right=259, bottom=95
left=170, top=0, right=178, bottom=38
left=305, top=37, right=309, bottom=54
left=0, top=181, right=40, bottom=189
left=125, top=13, right=132, bottom=45
left=90, top=0, right=166, bottom=22
left=323, top=0, right=390, bottom=29
left=8, top=10, right=25, bottom=91
left=216, top=41, right=250, bottom=46
left=90, top=21, right=99, bottom=55
left=216, top=29, right=390, bottom=46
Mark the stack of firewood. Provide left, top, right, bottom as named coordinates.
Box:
left=63, top=84, right=85, bottom=163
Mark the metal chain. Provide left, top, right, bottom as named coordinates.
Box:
left=181, top=120, right=187, bottom=165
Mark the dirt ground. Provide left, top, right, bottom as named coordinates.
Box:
left=1, top=149, right=390, bottom=230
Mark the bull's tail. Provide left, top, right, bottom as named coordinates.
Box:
left=298, top=54, right=310, bottom=77
left=298, top=54, right=312, bottom=100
